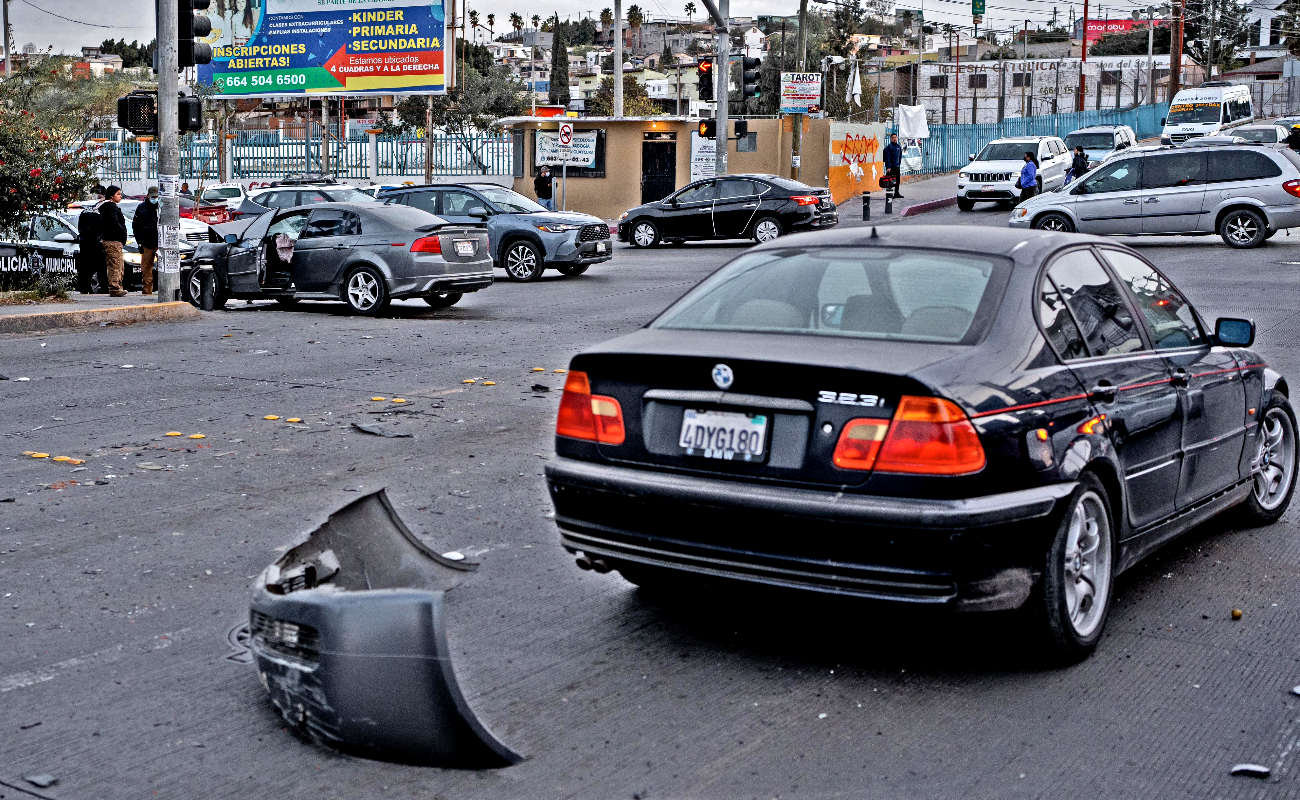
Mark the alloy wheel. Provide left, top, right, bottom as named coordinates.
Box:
left=1226, top=213, right=1260, bottom=246
left=1254, top=407, right=1296, bottom=511
left=754, top=219, right=780, bottom=243
left=505, top=244, right=539, bottom=279
left=347, top=271, right=380, bottom=311
left=633, top=223, right=657, bottom=247
left=188, top=271, right=203, bottom=304
left=1062, top=490, right=1112, bottom=638
left=1038, top=216, right=1069, bottom=231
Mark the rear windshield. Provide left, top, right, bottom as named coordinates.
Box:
left=1236, top=128, right=1280, bottom=143
left=368, top=204, right=445, bottom=230
left=763, top=176, right=813, bottom=191
left=1064, top=133, right=1115, bottom=150
left=976, top=142, right=1038, bottom=161
left=203, top=187, right=243, bottom=199
left=320, top=187, right=378, bottom=203
left=652, top=247, right=1010, bottom=344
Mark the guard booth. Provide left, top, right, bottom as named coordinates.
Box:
left=501, top=116, right=832, bottom=220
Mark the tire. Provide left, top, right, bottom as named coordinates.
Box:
left=555, top=264, right=589, bottom=276
left=274, top=297, right=300, bottom=307
left=1033, top=212, right=1075, bottom=233
left=752, top=216, right=782, bottom=244
left=1025, top=472, right=1117, bottom=664
left=630, top=219, right=660, bottom=248
left=1266, top=228, right=1278, bottom=240
left=185, top=269, right=226, bottom=310
left=957, top=197, right=975, bottom=212
left=502, top=240, right=545, bottom=281
left=342, top=265, right=390, bottom=316
left=422, top=292, right=462, bottom=308
left=1230, top=390, right=1298, bottom=527
left=1220, top=208, right=1268, bottom=249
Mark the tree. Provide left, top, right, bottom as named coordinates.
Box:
left=826, top=0, right=864, bottom=58
left=684, top=1, right=696, bottom=24
left=380, top=63, right=523, bottom=171
left=532, top=14, right=540, bottom=29
left=510, top=11, right=523, bottom=38
left=600, top=7, right=613, bottom=40
left=627, top=4, right=644, bottom=48
left=549, top=22, right=571, bottom=105
left=589, top=74, right=660, bottom=115
left=1184, top=0, right=1247, bottom=73
left=1282, top=0, right=1300, bottom=56
left=486, top=13, right=495, bottom=39
left=661, top=36, right=673, bottom=68
left=469, top=9, right=480, bottom=40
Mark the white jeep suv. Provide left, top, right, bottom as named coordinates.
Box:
left=957, top=136, right=1070, bottom=211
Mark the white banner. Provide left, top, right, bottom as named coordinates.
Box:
left=537, top=130, right=598, bottom=167
left=690, top=132, right=715, bottom=182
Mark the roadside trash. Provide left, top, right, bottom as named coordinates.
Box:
left=15, top=377, right=29, bottom=381
left=441, top=551, right=466, bottom=561
left=188, top=434, right=205, bottom=439
left=818, top=713, right=828, bottom=719
left=250, top=489, right=523, bottom=767
left=1233, top=609, right=1244, bottom=620
left=371, top=397, right=386, bottom=401
left=121, top=365, right=134, bottom=369
left=1231, top=763, right=1271, bottom=779
left=263, top=415, right=280, bottom=420
left=23, top=774, right=57, bottom=788
left=1, top=497, right=15, bottom=502
left=1292, top=686, right=1300, bottom=696
left=286, top=418, right=302, bottom=423
left=531, top=384, right=550, bottom=393
left=137, top=462, right=166, bottom=471
left=532, top=368, right=544, bottom=372
left=0, top=374, right=7, bottom=380
left=30, top=452, right=48, bottom=459
left=351, top=422, right=413, bottom=438
left=462, top=379, right=476, bottom=384
left=165, top=431, right=183, bottom=437
left=392, top=398, right=407, bottom=403
left=19, top=720, right=41, bottom=730
left=482, top=382, right=496, bottom=386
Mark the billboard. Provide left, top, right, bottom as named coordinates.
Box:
left=1071, top=18, right=1167, bottom=42
left=197, top=0, right=449, bottom=96
left=780, top=72, right=822, bottom=114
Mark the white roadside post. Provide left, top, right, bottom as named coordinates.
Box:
left=367, top=128, right=380, bottom=185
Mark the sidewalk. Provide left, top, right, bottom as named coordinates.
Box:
left=838, top=171, right=958, bottom=227
left=0, top=292, right=199, bottom=334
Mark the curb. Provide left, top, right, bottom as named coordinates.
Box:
left=898, top=196, right=959, bottom=218
left=0, top=301, right=200, bottom=335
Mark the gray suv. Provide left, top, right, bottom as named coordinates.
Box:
left=1009, top=139, right=1300, bottom=248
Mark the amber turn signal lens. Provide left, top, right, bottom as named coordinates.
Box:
left=832, top=419, right=889, bottom=470
left=1077, top=414, right=1107, bottom=435
left=556, top=371, right=625, bottom=445
left=873, top=396, right=986, bottom=475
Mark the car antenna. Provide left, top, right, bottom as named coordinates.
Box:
left=870, top=226, right=879, bottom=239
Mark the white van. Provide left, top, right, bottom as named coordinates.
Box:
left=1160, top=82, right=1254, bottom=144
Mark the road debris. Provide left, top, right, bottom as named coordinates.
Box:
left=531, top=384, right=550, bottom=393
left=250, top=490, right=522, bottom=767
left=165, top=431, right=183, bottom=437
left=1231, top=763, right=1270, bottom=779
left=286, top=418, right=302, bottom=423
left=19, top=720, right=41, bottom=730
left=263, top=415, right=280, bottom=420
left=1232, top=609, right=1243, bottom=620
left=370, top=397, right=386, bottom=401
left=351, top=422, right=413, bottom=438
left=137, top=462, right=167, bottom=471
left=23, top=774, right=57, bottom=788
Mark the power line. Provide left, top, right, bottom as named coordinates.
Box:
left=17, top=0, right=149, bottom=28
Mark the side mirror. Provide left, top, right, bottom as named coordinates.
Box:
left=1215, top=317, right=1255, bottom=347
left=467, top=206, right=490, bottom=220
left=52, top=232, right=75, bottom=243
left=968, top=153, right=976, bottom=162
left=224, top=233, right=239, bottom=245
left=669, top=198, right=679, bottom=207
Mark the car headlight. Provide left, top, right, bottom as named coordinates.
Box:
left=618, top=211, right=628, bottom=221
left=958, top=172, right=969, bottom=179
left=536, top=224, right=579, bottom=233
left=1013, top=208, right=1029, bottom=218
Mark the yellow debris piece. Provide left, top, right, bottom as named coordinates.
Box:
left=221, top=334, right=233, bottom=338
left=392, top=398, right=407, bottom=403
left=52, top=456, right=71, bottom=462
left=553, top=369, right=567, bottom=373
left=462, top=379, right=476, bottom=384
left=67, top=459, right=85, bottom=465
left=263, top=415, right=280, bottom=420
left=370, top=397, right=386, bottom=402
left=165, top=431, right=183, bottom=437
left=532, top=367, right=545, bottom=372
left=20, top=450, right=33, bottom=455
left=286, top=418, right=302, bottom=423
left=482, top=382, right=496, bottom=386
left=30, top=452, right=48, bottom=459
left=188, top=434, right=205, bottom=439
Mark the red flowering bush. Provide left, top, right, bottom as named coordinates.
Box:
left=0, top=108, right=98, bottom=241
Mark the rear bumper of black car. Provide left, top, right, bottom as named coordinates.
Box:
left=545, top=457, right=1076, bottom=610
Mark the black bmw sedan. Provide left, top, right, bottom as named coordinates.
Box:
left=545, top=225, right=1296, bottom=662
left=617, top=174, right=838, bottom=247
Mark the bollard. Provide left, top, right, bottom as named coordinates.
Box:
left=862, top=191, right=870, bottom=221
left=884, top=194, right=893, bottom=215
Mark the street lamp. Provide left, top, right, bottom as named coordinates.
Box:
left=1131, top=4, right=1170, bottom=103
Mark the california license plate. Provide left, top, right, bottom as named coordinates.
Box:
left=678, top=409, right=768, bottom=461
left=454, top=240, right=476, bottom=257
left=595, top=241, right=607, bottom=252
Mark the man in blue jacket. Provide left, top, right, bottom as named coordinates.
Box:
left=881, top=134, right=903, bottom=199
left=1019, top=152, right=1038, bottom=204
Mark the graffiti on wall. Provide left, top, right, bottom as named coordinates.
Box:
left=828, top=122, right=888, bottom=204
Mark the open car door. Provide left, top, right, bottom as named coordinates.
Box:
left=226, top=210, right=275, bottom=295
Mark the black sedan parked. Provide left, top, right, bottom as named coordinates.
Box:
left=617, top=174, right=838, bottom=247
left=545, top=225, right=1295, bottom=662
left=185, top=202, right=491, bottom=315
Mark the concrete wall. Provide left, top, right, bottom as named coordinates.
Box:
left=508, top=118, right=831, bottom=220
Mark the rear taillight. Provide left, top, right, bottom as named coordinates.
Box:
left=556, top=371, right=625, bottom=445
left=1285, top=179, right=1300, bottom=198
left=790, top=195, right=819, bottom=206
left=829, top=396, right=985, bottom=475
left=832, top=419, right=890, bottom=470
left=410, top=235, right=442, bottom=253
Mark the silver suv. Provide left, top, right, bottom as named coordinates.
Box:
left=1009, top=139, right=1300, bottom=248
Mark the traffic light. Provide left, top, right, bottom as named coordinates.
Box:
left=178, top=95, right=203, bottom=134
left=733, top=120, right=748, bottom=138
left=741, top=56, right=761, bottom=99
left=697, top=58, right=713, bottom=102
left=698, top=119, right=717, bottom=139
left=179, top=0, right=214, bottom=68
left=118, top=91, right=157, bottom=136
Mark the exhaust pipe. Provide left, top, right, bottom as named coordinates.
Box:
left=575, top=554, right=593, bottom=570
left=590, top=558, right=611, bottom=574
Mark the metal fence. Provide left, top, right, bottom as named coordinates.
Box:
left=889, top=103, right=1171, bottom=176
left=90, top=130, right=513, bottom=182
left=1249, top=81, right=1300, bottom=119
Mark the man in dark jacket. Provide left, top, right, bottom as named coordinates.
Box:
left=533, top=166, right=554, bottom=210
left=131, top=186, right=159, bottom=294
left=1070, top=146, right=1090, bottom=182
left=881, top=134, right=903, bottom=199
left=99, top=185, right=129, bottom=297
left=1287, top=125, right=1300, bottom=152
left=75, top=197, right=107, bottom=294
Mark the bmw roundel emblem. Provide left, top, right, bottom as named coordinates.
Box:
left=712, top=363, right=734, bottom=390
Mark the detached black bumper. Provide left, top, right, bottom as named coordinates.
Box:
left=545, top=458, right=1076, bottom=610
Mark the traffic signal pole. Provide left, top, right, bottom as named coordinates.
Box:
left=157, top=0, right=181, bottom=302
left=701, top=0, right=728, bottom=176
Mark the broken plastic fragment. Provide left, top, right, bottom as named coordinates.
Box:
left=1231, top=764, right=1270, bottom=779
left=264, top=415, right=280, bottom=421
left=165, top=431, right=183, bottom=437
left=392, top=398, right=407, bottom=403
left=553, top=369, right=566, bottom=373
left=1232, top=609, right=1243, bottom=620
left=351, top=422, right=413, bottom=438
left=51, top=456, right=70, bottom=462
left=531, top=367, right=544, bottom=372
left=23, top=774, right=57, bottom=789
left=188, top=434, right=205, bottom=439
left=462, top=379, right=476, bottom=384
left=482, top=382, right=495, bottom=386
left=30, top=453, right=48, bottom=459
left=442, top=551, right=466, bottom=561
left=286, top=418, right=302, bottom=423
left=370, top=397, right=386, bottom=401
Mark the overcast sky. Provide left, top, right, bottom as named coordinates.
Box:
left=14, top=0, right=1160, bottom=57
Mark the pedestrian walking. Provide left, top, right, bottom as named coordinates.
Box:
left=1018, top=151, right=1038, bottom=204
left=99, top=185, right=129, bottom=297
left=1070, top=146, right=1090, bottom=182
left=534, top=166, right=554, bottom=211
left=75, top=187, right=109, bottom=294
left=132, top=186, right=160, bottom=295
left=882, top=134, right=904, bottom=199
left=1287, top=125, right=1300, bottom=152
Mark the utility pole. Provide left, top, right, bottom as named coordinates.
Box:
left=1169, top=0, right=1184, bottom=95
left=614, top=0, right=624, bottom=117
left=1077, top=0, right=1089, bottom=110
left=790, top=0, right=807, bottom=181
left=157, top=0, right=180, bottom=302
left=707, top=0, right=729, bottom=176
left=1, top=0, right=10, bottom=78
left=1207, top=0, right=1217, bottom=79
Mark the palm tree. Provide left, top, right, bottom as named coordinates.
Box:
left=510, top=11, right=523, bottom=38
left=486, top=13, right=495, bottom=40
left=684, top=1, right=696, bottom=25
left=627, top=4, right=643, bottom=48
left=532, top=13, right=540, bottom=30
left=468, top=9, right=480, bottom=43
left=600, top=7, right=613, bottom=43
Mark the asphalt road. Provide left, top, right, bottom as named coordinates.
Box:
left=5, top=209, right=1300, bottom=799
